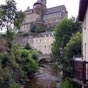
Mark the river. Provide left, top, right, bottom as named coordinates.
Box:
left=24, top=64, right=61, bottom=88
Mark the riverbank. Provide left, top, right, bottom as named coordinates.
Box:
left=24, top=64, right=61, bottom=88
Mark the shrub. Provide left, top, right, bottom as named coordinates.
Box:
left=0, top=45, right=39, bottom=88
left=24, top=42, right=31, bottom=50
left=30, top=23, right=48, bottom=33
left=60, top=77, right=73, bottom=88
left=12, top=46, right=38, bottom=76
left=20, top=49, right=38, bottom=73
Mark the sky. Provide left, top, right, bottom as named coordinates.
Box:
left=0, top=0, right=80, bottom=18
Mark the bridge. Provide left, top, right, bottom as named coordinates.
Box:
left=38, top=54, right=51, bottom=63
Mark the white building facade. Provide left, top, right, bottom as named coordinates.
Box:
left=78, top=0, right=88, bottom=61
left=14, top=32, right=54, bottom=55
left=77, top=0, right=88, bottom=88
left=33, top=32, right=54, bottom=54
left=82, top=7, right=88, bottom=61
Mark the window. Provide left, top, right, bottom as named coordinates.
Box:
left=26, top=25, right=28, bottom=29
left=49, top=45, right=51, bottom=49
left=59, top=12, right=62, bottom=18
left=40, top=39, right=41, bottom=42
left=50, top=33, right=52, bottom=36
left=46, top=34, right=49, bottom=37
left=84, top=17, right=86, bottom=30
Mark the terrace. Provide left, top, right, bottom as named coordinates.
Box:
left=72, top=56, right=88, bottom=85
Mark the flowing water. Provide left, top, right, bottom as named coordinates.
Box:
left=24, top=64, right=61, bottom=88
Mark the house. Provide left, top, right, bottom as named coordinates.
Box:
left=33, top=32, right=54, bottom=54
left=72, top=0, right=88, bottom=88
left=78, top=0, right=88, bottom=62
left=14, top=32, right=54, bottom=55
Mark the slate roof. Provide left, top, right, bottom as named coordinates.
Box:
left=34, top=0, right=45, bottom=6
left=33, top=32, right=53, bottom=38
left=78, top=0, right=88, bottom=21
left=44, top=5, right=67, bottom=15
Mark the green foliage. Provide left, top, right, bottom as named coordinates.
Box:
left=61, top=77, right=73, bottom=88
left=64, top=32, right=81, bottom=58
left=51, top=17, right=82, bottom=77
left=30, top=23, right=48, bottom=33
left=61, top=77, right=81, bottom=88
left=30, top=49, right=41, bottom=62
left=20, top=49, right=38, bottom=72
left=62, top=32, right=81, bottom=76
left=0, top=52, right=9, bottom=68
left=24, top=42, right=31, bottom=50
left=0, top=10, right=2, bottom=19
left=0, top=0, right=24, bottom=30
left=0, top=0, right=39, bottom=87
left=14, top=11, right=24, bottom=29
left=0, top=52, right=18, bottom=88
left=31, top=54, right=38, bottom=61
left=0, top=0, right=16, bottom=29
left=0, top=45, right=39, bottom=88
left=54, top=17, right=81, bottom=51
left=6, top=30, right=16, bottom=41
left=12, top=46, right=39, bottom=74
left=9, top=79, right=21, bottom=88
left=51, top=41, right=59, bottom=63
left=21, top=32, right=29, bottom=37
left=0, top=0, right=24, bottom=50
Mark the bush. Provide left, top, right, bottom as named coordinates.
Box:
left=60, top=77, right=73, bottom=88
left=12, top=46, right=39, bottom=76
left=9, top=78, right=21, bottom=88
left=60, top=77, right=82, bottom=88
left=20, top=49, right=38, bottom=73
left=0, top=45, right=39, bottom=88
left=24, top=42, right=31, bottom=50
left=30, top=23, right=48, bottom=33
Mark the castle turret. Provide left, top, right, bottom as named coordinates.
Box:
left=38, top=0, right=47, bottom=6
left=33, top=0, right=47, bottom=16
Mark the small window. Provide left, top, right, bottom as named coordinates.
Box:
left=49, top=45, right=51, bottom=49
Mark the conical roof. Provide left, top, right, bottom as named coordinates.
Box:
left=34, top=0, right=46, bottom=6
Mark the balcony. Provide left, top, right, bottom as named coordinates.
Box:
left=72, top=57, right=88, bottom=85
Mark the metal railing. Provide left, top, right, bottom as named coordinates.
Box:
left=73, top=59, right=88, bottom=84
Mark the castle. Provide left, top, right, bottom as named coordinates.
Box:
left=16, top=0, right=68, bottom=55
left=20, top=0, right=68, bottom=33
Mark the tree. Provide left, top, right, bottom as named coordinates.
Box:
left=0, top=1, right=25, bottom=86
left=51, top=17, right=81, bottom=77
left=0, top=0, right=24, bottom=30
left=0, top=0, right=24, bottom=48
left=30, top=23, right=48, bottom=33
left=63, top=32, right=81, bottom=77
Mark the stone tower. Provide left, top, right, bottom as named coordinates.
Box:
left=33, top=0, right=47, bottom=17
left=37, top=0, right=47, bottom=6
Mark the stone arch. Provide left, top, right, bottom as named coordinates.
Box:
left=38, top=58, right=47, bottom=64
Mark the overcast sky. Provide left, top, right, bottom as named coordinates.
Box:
left=0, top=0, right=80, bottom=18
